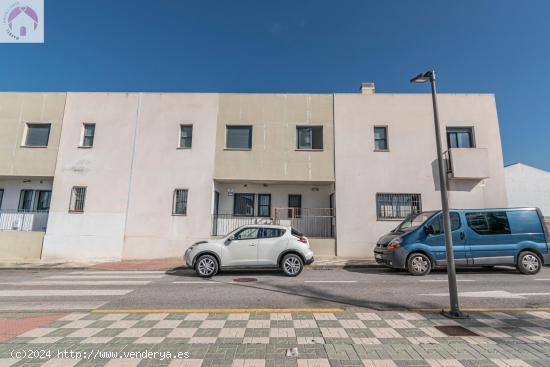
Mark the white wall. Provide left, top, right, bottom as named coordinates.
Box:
left=334, top=93, right=508, bottom=257
left=505, top=163, right=550, bottom=217
left=0, top=178, right=52, bottom=210
left=121, top=94, right=219, bottom=259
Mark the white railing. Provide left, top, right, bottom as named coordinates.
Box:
left=0, top=210, right=49, bottom=232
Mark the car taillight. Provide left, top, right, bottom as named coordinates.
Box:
left=387, top=243, right=400, bottom=250
left=298, top=236, right=308, bottom=244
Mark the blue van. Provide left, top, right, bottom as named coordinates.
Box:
left=374, top=208, right=550, bottom=276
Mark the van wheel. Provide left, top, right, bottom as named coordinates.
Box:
left=517, top=251, right=541, bottom=275
left=281, top=254, right=303, bottom=277
left=407, top=253, right=432, bottom=276
left=195, top=255, right=219, bottom=278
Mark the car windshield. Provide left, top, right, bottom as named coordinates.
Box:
left=393, top=211, right=436, bottom=232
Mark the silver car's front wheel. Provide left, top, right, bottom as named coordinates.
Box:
left=195, top=254, right=219, bottom=278
left=281, top=254, right=303, bottom=277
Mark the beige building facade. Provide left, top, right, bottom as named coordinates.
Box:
left=1, top=86, right=509, bottom=261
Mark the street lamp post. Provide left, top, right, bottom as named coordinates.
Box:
left=410, top=70, right=465, bottom=318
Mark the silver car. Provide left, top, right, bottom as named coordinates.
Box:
left=184, top=225, right=314, bottom=277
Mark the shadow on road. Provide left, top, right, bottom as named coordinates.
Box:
left=343, top=265, right=521, bottom=277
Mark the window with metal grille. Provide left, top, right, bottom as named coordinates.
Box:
left=82, top=123, right=95, bottom=147
left=297, top=126, right=323, bottom=150
left=447, top=127, right=474, bottom=148
left=226, top=126, right=252, bottom=149
left=25, top=123, right=51, bottom=147
left=233, top=193, right=255, bottom=216
left=258, top=194, right=271, bottom=217
left=179, top=125, right=193, bottom=148
left=69, top=187, right=86, bottom=213
left=374, top=126, right=388, bottom=151
left=288, top=194, right=302, bottom=218
left=376, top=193, right=422, bottom=220
left=173, top=189, right=188, bottom=215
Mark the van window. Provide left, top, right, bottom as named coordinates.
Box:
left=430, top=212, right=461, bottom=234
left=507, top=210, right=543, bottom=234
left=466, top=211, right=511, bottom=235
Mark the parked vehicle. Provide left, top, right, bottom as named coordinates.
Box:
left=184, top=225, right=314, bottom=277
left=374, top=208, right=549, bottom=276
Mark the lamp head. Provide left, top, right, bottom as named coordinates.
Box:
left=410, top=70, right=436, bottom=83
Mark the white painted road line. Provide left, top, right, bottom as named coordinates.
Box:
left=535, top=279, right=550, bottom=281
left=47, top=275, right=164, bottom=280
left=420, top=279, right=475, bottom=282
left=304, top=280, right=358, bottom=283
left=70, top=271, right=166, bottom=275
left=0, top=280, right=151, bottom=286
left=173, top=281, right=218, bottom=284
left=0, top=301, right=107, bottom=311
left=0, top=289, right=133, bottom=297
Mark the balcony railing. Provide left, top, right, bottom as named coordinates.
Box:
left=0, top=210, right=49, bottom=232
left=212, top=208, right=335, bottom=238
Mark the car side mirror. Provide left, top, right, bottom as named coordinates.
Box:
left=225, top=235, right=235, bottom=245
left=424, top=225, right=435, bottom=235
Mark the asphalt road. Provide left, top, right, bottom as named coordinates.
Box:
left=1, top=265, right=550, bottom=313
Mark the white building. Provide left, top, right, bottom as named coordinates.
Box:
left=505, top=163, right=550, bottom=217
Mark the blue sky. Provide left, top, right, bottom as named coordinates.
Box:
left=1, top=0, right=549, bottom=170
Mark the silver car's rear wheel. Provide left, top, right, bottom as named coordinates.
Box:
left=281, top=254, right=303, bottom=277
left=195, top=255, right=218, bottom=278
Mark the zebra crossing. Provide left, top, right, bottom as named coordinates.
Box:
left=0, top=270, right=165, bottom=312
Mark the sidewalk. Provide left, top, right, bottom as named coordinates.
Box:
left=1, top=309, right=550, bottom=366
left=0, top=257, right=379, bottom=271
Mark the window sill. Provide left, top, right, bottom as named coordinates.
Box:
left=172, top=213, right=187, bottom=216
left=77, top=146, right=93, bottom=149
left=20, top=145, right=48, bottom=148
left=68, top=211, right=84, bottom=214
left=224, top=148, right=252, bottom=151
left=177, top=147, right=192, bottom=150
left=295, top=149, right=324, bottom=152
left=374, top=149, right=389, bottom=152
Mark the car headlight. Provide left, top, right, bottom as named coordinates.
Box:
left=387, top=237, right=401, bottom=250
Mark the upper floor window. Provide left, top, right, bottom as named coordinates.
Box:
left=24, top=123, right=51, bottom=147
left=226, top=126, right=252, bottom=150
left=297, top=126, right=323, bottom=150
left=173, top=189, right=188, bottom=215
left=376, top=193, right=422, bottom=220
left=81, top=123, right=95, bottom=147
left=447, top=127, right=474, bottom=148
left=179, top=125, right=193, bottom=148
left=69, top=186, right=87, bottom=213
left=374, top=126, right=388, bottom=151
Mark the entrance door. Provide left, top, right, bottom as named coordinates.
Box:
left=423, top=212, right=467, bottom=265
left=213, top=191, right=220, bottom=235
left=222, top=227, right=259, bottom=267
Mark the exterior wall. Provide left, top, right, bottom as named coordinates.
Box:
left=334, top=93, right=507, bottom=257
left=42, top=93, right=141, bottom=261
left=0, top=93, right=66, bottom=177
left=122, top=94, right=219, bottom=259
left=214, top=182, right=333, bottom=215
left=0, top=178, right=52, bottom=210
left=214, top=94, right=335, bottom=183
left=505, top=163, right=550, bottom=217
left=0, top=231, right=44, bottom=260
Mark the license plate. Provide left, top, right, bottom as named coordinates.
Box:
left=375, top=254, right=382, bottom=259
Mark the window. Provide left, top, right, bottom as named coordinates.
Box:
left=447, top=127, right=474, bottom=148
left=18, top=190, right=34, bottom=211
left=258, top=194, right=271, bottom=217
left=376, top=193, right=422, bottom=220
left=234, top=227, right=260, bottom=240
left=179, top=125, right=193, bottom=148
left=24, top=123, right=51, bottom=147
left=173, top=189, right=188, bottom=215
left=69, top=186, right=86, bottom=213
left=297, top=126, right=323, bottom=150
left=0, top=189, right=3, bottom=209
left=226, top=126, right=252, bottom=149
left=466, top=211, right=511, bottom=235
left=234, top=193, right=255, bottom=216
left=374, top=126, right=388, bottom=151
left=81, top=123, right=95, bottom=147
left=288, top=194, right=302, bottom=218
left=261, top=228, right=285, bottom=238
left=35, top=190, right=51, bottom=211
left=429, top=212, right=461, bottom=234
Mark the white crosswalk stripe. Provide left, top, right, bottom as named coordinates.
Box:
left=0, top=270, right=165, bottom=312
